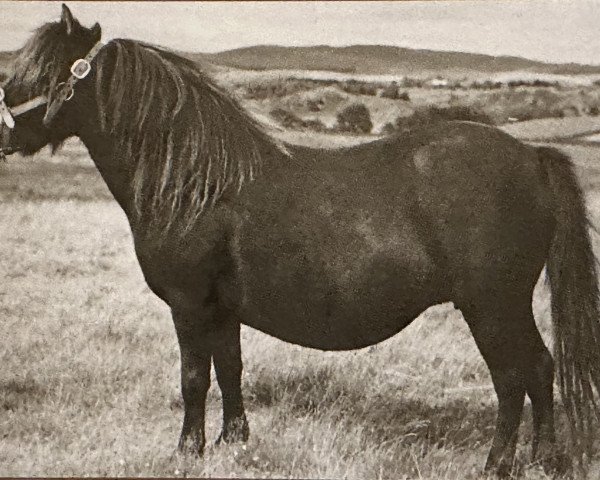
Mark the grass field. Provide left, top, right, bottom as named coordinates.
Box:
left=1, top=126, right=600, bottom=478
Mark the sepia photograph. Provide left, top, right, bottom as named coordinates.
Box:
left=1, top=0, right=600, bottom=478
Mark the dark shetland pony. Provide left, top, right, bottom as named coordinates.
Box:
left=2, top=5, right=600, bottom=476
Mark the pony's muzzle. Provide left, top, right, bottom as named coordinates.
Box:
left=0, top=146, right=20, bottom=159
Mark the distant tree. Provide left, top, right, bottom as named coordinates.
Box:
left=381, top=122, right=397, bottom=136
left=402, top=77, right=424, bottom=88
left=269, top=108, right=327, bottom=132
left=341, top=80, right=378, bottom=97
left=270, top=108, right=306, bottom=130
left=398, top=91, right=410, bottom=101
left=380, top=82, right=411, bottom=101
left=303, top=118, right=327, bottom=132
left=306, top=98, right=324, bottom=112
left=381, top=82, right=397, bottom=99
left=336, top=103, right=373, bottom=134
left=359, top=84, right=378, bottom=96
left=393, top=106, right=495, bottom=132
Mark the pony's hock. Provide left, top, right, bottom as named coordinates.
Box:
left=1, top=4, right=599, bottom=476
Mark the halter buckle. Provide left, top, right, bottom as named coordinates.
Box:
left=56, top=82, right=75, bottom=102
left=71, top=59, right=91, bottom=80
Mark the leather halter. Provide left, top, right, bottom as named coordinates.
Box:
left=0, top=41, right=104, bottom=130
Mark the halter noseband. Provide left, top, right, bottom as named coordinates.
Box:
left=0, top=41, right=104, bottom=130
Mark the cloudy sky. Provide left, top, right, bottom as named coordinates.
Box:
left=0, top=1, right=598, bottom=65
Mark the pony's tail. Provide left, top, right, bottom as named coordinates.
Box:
left=540, top=146, right=600, bottom=466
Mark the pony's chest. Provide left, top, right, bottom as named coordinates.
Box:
left=131, top=222, right=232, bottom=305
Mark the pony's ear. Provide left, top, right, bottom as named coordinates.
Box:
left=61, top=4, right=76, bottom=35
left=91, top=22, right=102, bottom=42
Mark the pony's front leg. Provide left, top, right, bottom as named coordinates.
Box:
left=172, top=306, right=213, bottom=455
left=213, top=319, right=249, bottom=444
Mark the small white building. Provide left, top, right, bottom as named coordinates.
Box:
left=430, top=78, right=449, bottom=88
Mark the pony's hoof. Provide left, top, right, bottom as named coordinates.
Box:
left=539, top=452, right=571, bottom=477
left=177, top=436, right=205, bottom=457
left=215, top=419, right=250, bottom=445
left=485, top=458, right=523, bottom=479
left=215, top=429, right=249, bottom=445
left=497, top=463, right=521, bottom=479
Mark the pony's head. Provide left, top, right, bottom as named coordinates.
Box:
left=0, top=4, right=101, bottom=156
left=2, top=4, right=287, bottom=229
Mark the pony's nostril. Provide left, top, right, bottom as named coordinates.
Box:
left=0, top=145, right=21, bottom=159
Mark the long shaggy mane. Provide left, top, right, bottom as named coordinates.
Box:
left=94, top=40, right=288, bottom=229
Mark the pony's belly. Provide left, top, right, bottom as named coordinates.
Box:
left=241, top=294, right=431, bottom=351
left=235, top=239, right=438, bottom=351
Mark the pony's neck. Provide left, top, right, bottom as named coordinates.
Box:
left=78, top=124, right=136, bottom=215
left=75, top=40, right=291, bottom=227
left=76, top=86, right=289, bottom=224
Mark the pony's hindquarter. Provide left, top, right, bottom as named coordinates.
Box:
left=455, top=143, right=600, bottom=475
left=540, top=146, right=600, bottom=465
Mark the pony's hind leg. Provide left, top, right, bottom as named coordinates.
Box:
left=213, top=318, right=249, bottom=444
left=461, top=295, right=532, bottom=477
left=523, top=324, right=568, bottom=474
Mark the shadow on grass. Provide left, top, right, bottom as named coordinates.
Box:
left=0, top=376, right=48, bottom=411
left=243, top=364, right=500, bottom=451
left=240, top=363, right=597, bottom=475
